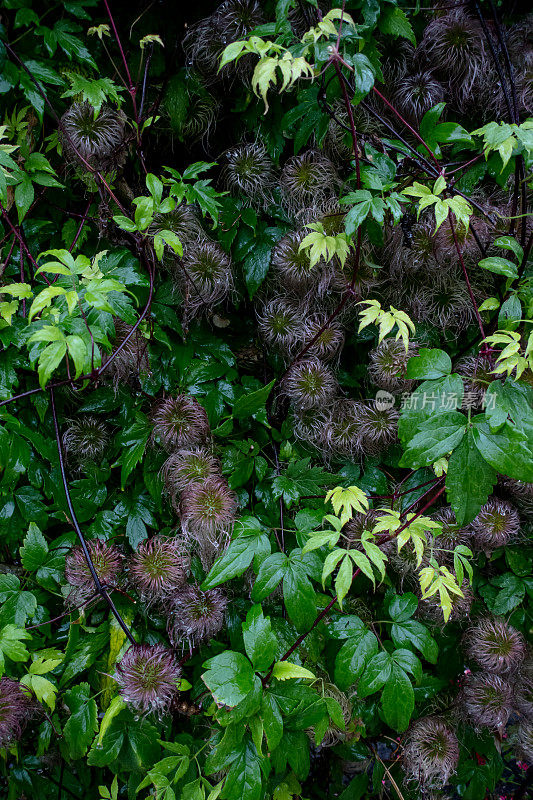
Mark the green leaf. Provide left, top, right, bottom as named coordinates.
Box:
left=446, top=428, right=497, bottom=525
left=220, top=739, right=262, bottom=800
left=20, top=522, right=48, bottom=571
left=36, top=340, right=67, bottom=388
left=15, top=175, right=34, bottom=223
left=472, top=420, right=533, bottom=482
left=203, top=520, right=270, bottom=589
left=233, top=380, right=275, bottom=421
left=478, top=256, right=518, bottom=279
left=261, top=692, right=283, bottom=751
left=115, top=414, right=151, bottom=489
left=406, top=348, right=452, bottom=380
left=243, top=605, right=277, bottom=671
left=202, top=651, right=256, bottom=708
left=400, top=412, right=466, bottom=468
left=380, top=663, right=414, bottom=732
left=283, top=561, right=317, bottom=631
left=0, top=625, right=31, bottom=674
left=252, top=552, right=288, bottom=601
left=391, top=619, right=438, bottom=663
left=271, top=661, right=315, bottom=681
left=357, top=651, right=393, bottom=698
left=387, top=593, right=418, bottom=622
left=62, top=683, right=98, bottom=760
left=334, top=630, right=379, bottom=691
left=378, top=6, right=415, bottom=44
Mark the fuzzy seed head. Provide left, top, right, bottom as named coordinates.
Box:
left=304, top=314, right=344, bottom=362
left=129, top=536, right=189, bottom=600
left=214, top=0, right=264, bottom=40
left=271, top=230, right=322, bottom=294
left=65, top=540, right=123, bottom=605
left=325, top=400, right=366, bottom=460
left=515, top=677, right=533, bottom=720
left=180, top=239, right=233, bottom=316
left=462, top=672, right=513, bottom=731
left=391, top=71, right=445, bottom=124
left=115, top=644, right=181, bottom=716
left=63, top=415, right=111, bottom=468
left=101, top=319, right=150, bottom=386
left=151, top=203, right=204, bottom=250
left=515, top=721, right=533, bottom=762
left=180, top=477, right=237, bottom=544
left=465, top=617, right=526, bottom=675
left=257, top=297, right=304, bottom=355
left=499, top=478, right=533, bottom=520
left=419, top=579, right=473, bottom=624
left=162, top=448, right=220, bottom=503
left=402, top=717, right=460, bottom=788
left=281, top=151, right=339, bottom=215
left=413, top=272, right=479, bottom=333
left=471, top=498, right=521, bottom=550
left=222, top=143, right=276, bottom=203
left=284, top=358, right=338, bottom=411
left=430, top=506, right=475, bottom=553
left=357, top=401, right=399, bottom=457
left=418, top=11, right=487, bottom=104
left=60, top=103, right=126, bottom=170
left=168, top=585, right=227, bottom=648
left=0, top=678, right=34, bottom=748
left=368, top=339, right=418, bottom=394
left=455, top=354, right=496, bottom=409
left=151, top=395, right=210, bottom=452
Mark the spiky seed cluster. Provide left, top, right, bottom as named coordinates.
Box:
left=471, top=498, right=521, bottom=550
left=499, top=477, right=533, bottom=520
left=280, top=151, right=340, bottom=216
left=101, top=319, right=150, bottom=386
left=162, top=448, right=219, bottom=505
left=515, top=676, right=533, bottom=719
left=62, top=416, right=110, bottom=468
left=419, top=580, right=473, bottom=623
left=222, top=143, right=276, bottom=204
left=180, top=239, right=234, bottom=317
left=357, top=401, right=399, bottom=456
left=284, top=358, right=338, bottom=411
left=312, top=684, right=353, bottom=747
left=412, top=272, right=479, bottom=333
left=168, top=585, right=227, bottom=648
left=342, top=510, right=381, bottom=551
left=151, top=203, right=204, bottom=252
left=515, top=721, right=533, bottom=762
left=325, top=400, right=366, bottom=460
left=180, top=477, right=237, bottom=545
left=380, top=37, right=415, bottom=83
left=115, top=644, right=181, bottom=716
left=368, top=339, right=418, bottom=394
left=402, top=717, right=460, bottom=788
left=129, top=537, right=189, bottom=600
left=462, top=672, right=513, bottom=731
left=391, top=71, right=445, bottom=124
left=430, top=506, right=475, bottom=554
left=417, top=10, right=487, bottom=109
left=65, top=540, right=123, bottom=605
left=455, top=354, right=496, bottom=409
left=60, top=103, right=126, bottom=171
left=179, top=92, right=220, bottom=143
left=0, top=678, right=34, bottom=749
left=465, top=618, right=526, bottom=675
left=151, top=395, right=210, bottom=453
left=304, top=314, right=344, bottom=362
left=257, top=297, right=304, bottom=356
left=183, top=1, right=263, bottom=84
left=271, top=230, right=323, bottom=295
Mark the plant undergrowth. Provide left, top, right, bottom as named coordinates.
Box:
left=0, top=2, right=532, bottom=799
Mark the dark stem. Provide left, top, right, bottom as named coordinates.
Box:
left=448, top=216, right=486, bottom=339
left=50, top=386, right=136, bottom=646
